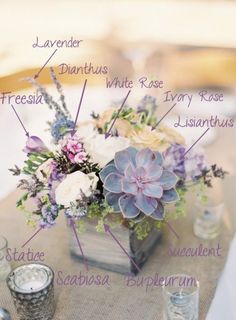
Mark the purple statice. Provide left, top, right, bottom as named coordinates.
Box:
left=40, top=203, right=59, bottom=228
left=60, top=134, right=87, bottom=164
left=23, top=136, right=48, bottom=154
left=100, top=147, right=179, bottom=221
left=51, top=116, right=74, bottom=142
left=163, top=144, right=186, bottom=179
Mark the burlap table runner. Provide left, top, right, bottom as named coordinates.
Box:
left=0, top=189, right=233, bottom=320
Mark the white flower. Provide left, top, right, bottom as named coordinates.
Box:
left=84, top=134, right=130, bottom=168
left=76, top=123, right=96, bottom=141
left=55, top=171, right=98, bottom=207
left=36, top=159, right=55, bottom=182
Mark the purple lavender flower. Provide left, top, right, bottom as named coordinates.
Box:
left=23, top=136, right=48, bottom=154
left=100, top=147, right=179, bottom=220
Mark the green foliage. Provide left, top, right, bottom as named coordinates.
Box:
left=131, top=218, right=152, bottom=240
left=75, top=219, right=86, bottom=233
left=16, top=197, right=38, bottom=228
left=86, top=201, right=122, bottom=233
left=16, top=193, right=28, bottom=208
left=22, top=152, right=52, bottom=175
left=174, top=187, right=187, bottom=218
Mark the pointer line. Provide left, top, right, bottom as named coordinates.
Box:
left=70, top=219, right=88, bottom=271
left=152, top=103, right=177, bottom=130
left=72, top=79, right=88, bottom=134
left=34, top=49, right=58, bottom=79
left=21, top=227, right=43, bottom=248
left=104, top=224, right=141, bottom=272
left=183, top=128, right=210, bottom=157
left=11, top=104, right=29, bottom=136
left=164, top=220, right=180, bottom=239
left=105, top=90, right=131, bottom=138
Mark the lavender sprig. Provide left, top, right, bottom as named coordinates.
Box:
left=49, top=67, right=70, bottom=117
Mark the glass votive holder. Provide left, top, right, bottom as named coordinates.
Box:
left=6, top=263, right=55, bottom=320
left=162, top=274, right=199, bottom=320
left=0, top=236, right=11, bottom=281
left=193, top=201, right=224, bottom=240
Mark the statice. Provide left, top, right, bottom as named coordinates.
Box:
left=40, top=203, right=59, bottom=228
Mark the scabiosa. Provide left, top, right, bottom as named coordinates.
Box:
left=100, top=147, right=179, bottom=221
left=51, top=116, right=74, bottom=142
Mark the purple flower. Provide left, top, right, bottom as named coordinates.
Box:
left=60, top=134, right=87, bottom=164
left=163, top=144, right=208, bottom=182
left=40, top=203, right=59, bottom=228
left=100, top=147, right=179, bottom=221
left=184, top=147, right=208, bottom=181
left=163, top=144, right=186, bottom=179
left=23, top=136, right=48, bottom=154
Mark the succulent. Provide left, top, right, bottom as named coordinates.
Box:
left=100, top=147, right=179, bottom=221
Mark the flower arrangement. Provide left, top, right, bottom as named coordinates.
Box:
left=10, top=69, right=227, bottom=239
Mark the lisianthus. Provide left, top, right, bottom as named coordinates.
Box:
left=55, top=171, right=98, bottom=207
left=164, top=144, right=208, bottom=182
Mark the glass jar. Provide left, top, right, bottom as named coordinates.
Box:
left=6, top=263, right=55, bottom=320
left=0, top=236, right=11, bottom=281
left=162, top=274, right=199, bottom=320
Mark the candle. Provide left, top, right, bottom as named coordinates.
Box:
left=20, top=280, right=45, bottom=291
left=162, top=274, right=199, bottom=320
left=6, top=264, right=55, bottom=320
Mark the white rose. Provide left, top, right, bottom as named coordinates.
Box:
left=84, top=134, right=130, bottom=168
left=55, top=171, right=98, bottom=207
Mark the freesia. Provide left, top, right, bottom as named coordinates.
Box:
left=23, top=136, right=48, bottom=154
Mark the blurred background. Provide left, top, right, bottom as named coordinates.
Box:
left=0, top=0, right=236, bottom=200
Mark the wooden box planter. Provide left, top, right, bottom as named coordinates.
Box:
left=67, top=218, right=162, bottom=275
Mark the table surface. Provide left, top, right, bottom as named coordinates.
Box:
left=0, top=123, right=235, bottom=320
